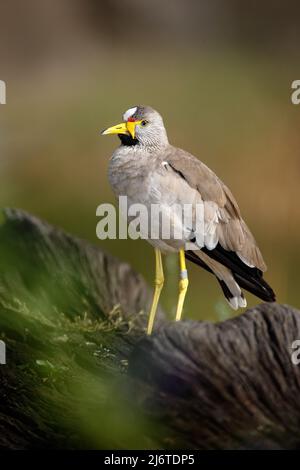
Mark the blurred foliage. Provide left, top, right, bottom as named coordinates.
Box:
left=0, top=212, right=162, bottom=449
left=1, top=0, right=300, bottom=75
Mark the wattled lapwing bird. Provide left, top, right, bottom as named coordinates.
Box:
left=102, top=106, right=275, bottom=334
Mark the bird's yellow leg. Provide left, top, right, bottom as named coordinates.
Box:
left=147, top=249, right=164, bottom=335
left=175, top=249, right=189, bottom=322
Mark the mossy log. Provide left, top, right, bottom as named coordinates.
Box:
left=0, top=209, right=299, bottom=449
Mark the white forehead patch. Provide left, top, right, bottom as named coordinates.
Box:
left=123, top=106, right=137, bottom=121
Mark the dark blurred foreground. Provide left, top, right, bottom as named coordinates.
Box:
left=0, top=209, right=300, bottom=449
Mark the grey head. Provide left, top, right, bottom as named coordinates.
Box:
left=102, top=105, right=169, bottom=149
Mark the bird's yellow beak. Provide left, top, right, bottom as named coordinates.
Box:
left=101, top=120, right=141, bottom=139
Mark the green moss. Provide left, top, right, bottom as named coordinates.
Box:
left=0, top=209, right=5, bottom=227
left=0, top=210, right=161, bottom=449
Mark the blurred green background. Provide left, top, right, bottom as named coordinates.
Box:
left=1, top=0, right=300, bottom=320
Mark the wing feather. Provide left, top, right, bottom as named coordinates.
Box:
left=164, top=146, right=267, bottom=271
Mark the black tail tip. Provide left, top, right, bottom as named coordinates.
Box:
left=260, top=282, right=276, bottom=303
left=267, top=291, right=276, bottom=303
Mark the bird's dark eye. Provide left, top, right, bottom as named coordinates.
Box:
left=140, top=120, right=148, bottom=127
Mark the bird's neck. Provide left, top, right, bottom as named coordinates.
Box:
left=118, top=134, right=139, bottom=147
left=118, top=134, right=169, bottom=153
left=118, top=135, right=169, bottom=153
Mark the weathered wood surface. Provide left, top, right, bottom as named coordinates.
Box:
left=0, top=208, right=163, bottom=449
left=129, top=303, right=300, bottom=449
left=0, top=208, right=163, bottom=326
left=0, top=209, right=300, bottom=449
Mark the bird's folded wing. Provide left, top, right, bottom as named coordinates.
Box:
left=165, top=146, right=267, bottom=272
